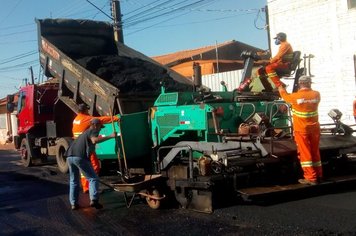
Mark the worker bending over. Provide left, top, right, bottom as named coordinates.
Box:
left=72, top=104, right=119, bottom=193
left=67, top=118, right=116, bottom=210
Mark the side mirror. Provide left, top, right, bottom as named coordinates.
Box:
left=7, top=94, right=14, bottom=103
left=6, top=103, right=15, bottom=113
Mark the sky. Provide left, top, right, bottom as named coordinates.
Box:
left=0, top=0, right=269, bottom=98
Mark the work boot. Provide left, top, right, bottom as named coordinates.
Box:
left=298, top=179, right=318, bottom=185
left=90, top=200, right=103, bottom=209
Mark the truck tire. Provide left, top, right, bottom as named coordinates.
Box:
left=56, top=137, right=72, bottom=174
left=20, top=138, right=32, bottom=167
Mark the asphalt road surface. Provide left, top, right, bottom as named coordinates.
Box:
left=1, top=145, right=356, bottom=236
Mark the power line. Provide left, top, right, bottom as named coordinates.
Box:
left=92, top=1, right=111, bottom=19
left=123, top=0, right=259, bottom=27
left=254, top=8, right=267, bottom=30
left=0, top=0, right=23, bottom=26
left=124, top=0, right=196, bottom=27
left=0, top=51, right=37, bottom=65
left=0, top=60, right=38, bottom=72
left=0, top=22, right=34, bottom=30
left=0, top=29, right=35, bottom=37
left=122, top=0, right=261, bottom=32
left=0, top=39, right=36, bottom=45
left=126, top=1, right=198, bottom=35
left=0, top=0, right=267, bottom=73
left=123, top=0, right=163, bottom=18
left=127, top=10, right=256, bottom=31
left=124, top=0, right=211, bottom=28
left=52, top=0, right=86, bottom=18
left=123, top=0, right=173, bottom=23
left=127, top=0, right=257, bottom=14
left=86, top=0, right=112, bottom=20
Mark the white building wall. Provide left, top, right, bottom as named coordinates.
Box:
left=0, top=114, right=7, bottom=144
left=267, top=0, right=356, bottom=124
left=11, top=113, right=18, bottom=137
left=202, top=70, right=243, bottom=91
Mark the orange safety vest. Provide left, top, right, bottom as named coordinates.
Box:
left=270, top=41, right=293, bottom=64
left=72, top=113, right=118, bottom=138
left=279, top=87, right=320, bottom=132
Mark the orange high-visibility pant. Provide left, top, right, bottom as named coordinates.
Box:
left=294, top=130, right=322, bottom=182
left=81, top=152, right=100, bottom=193
left=258, top=62, right=290, bottom=87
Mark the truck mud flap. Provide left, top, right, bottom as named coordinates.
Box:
left=25, top=134, right=42, bottom=165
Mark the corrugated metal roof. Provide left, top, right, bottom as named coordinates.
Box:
left=203, top=70, right=243, bottom=91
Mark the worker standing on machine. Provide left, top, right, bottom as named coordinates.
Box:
left=276, top=75, right=322, bottom=185
left=72, top=104, right=120, bottom=193
left=257, top=32, right=294, bottom=88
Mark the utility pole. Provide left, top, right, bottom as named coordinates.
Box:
left=264, top=6, right=271, bottom=53
left=111, top=0, right=124, bottom=44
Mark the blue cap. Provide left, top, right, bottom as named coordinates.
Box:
left=90, top=118, right=104, bottom=128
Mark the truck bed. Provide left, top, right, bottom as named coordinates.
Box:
left=36, top=18, right=193, bottom=116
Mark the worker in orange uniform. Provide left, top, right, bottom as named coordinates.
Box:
left=257, top=32, right=294, bottom=88
left=73, top=104, right=120, bottom=193
left=277, top=75, right=322, bottom=185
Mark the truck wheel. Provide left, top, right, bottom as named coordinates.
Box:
left=56, top=137, right=72, bottom=174
left=20, top=138, right=32, bottom=167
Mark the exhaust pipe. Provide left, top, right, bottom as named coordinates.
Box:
left=193, top=62, right=202, bottom=91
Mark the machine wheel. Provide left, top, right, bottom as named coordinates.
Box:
left=146, top=188, right=161, bottom=209
left=56, top=137, right=72, bottom=174
left=20, top=138, right=32, bottom=167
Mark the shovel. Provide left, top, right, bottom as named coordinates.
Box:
left=117, top=121, right=130, bottom=179
left=109, top=108, right=125, bottom=182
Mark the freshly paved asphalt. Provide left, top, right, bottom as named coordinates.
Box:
left=1, top=144, right=356, bottom=236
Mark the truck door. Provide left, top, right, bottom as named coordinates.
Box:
left=17, top=86, right=35, bottom=135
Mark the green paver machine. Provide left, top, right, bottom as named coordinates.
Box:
left=99, top=56, right=356, bottom=213
left=99, top=84, right=297, bottom=212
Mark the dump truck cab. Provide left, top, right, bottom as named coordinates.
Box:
left=14, top=82, right=59, bottom=148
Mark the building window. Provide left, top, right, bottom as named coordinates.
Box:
left=348, top=0, right=356, bottom=9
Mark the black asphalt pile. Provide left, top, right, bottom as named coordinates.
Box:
left=76, top=55, right=192, bottom=94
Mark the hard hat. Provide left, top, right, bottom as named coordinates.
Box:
left=298, top=75, right=312, bottom=83
left=273, top=32, right=287, bottom=41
